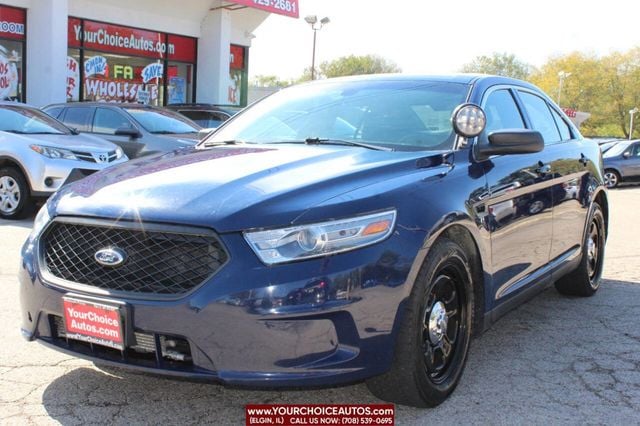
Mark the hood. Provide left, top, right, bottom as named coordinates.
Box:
left=5, top=132, right=119, bottom=152
left=51, top=144, right=446, bottom=232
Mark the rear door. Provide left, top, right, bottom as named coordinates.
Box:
left=60, top=106, right=94, bottom=133
left=479, top=87, right=555, bottom=302
left=624, top=142, right=640, bottom=179
left=515, top=90, right=590, bottom=262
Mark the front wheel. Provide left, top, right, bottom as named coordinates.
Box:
left=604, top=170, right=620, bottom=188
left=0, top=167, right=33, bottom=220
left=366, top=238, right=474, bottom=407
left=554, top=202, right=605, bottom=296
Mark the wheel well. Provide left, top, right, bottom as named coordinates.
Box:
left=439, top=225, right=485, bottom=337
left=594, top=190, right=609, bottom=239
left=0, top=158, right=29, bottom=185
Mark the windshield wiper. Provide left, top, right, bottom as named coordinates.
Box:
left=304, top=137, right=392, bottom=151
left=202, top=139, right=246, bottom=147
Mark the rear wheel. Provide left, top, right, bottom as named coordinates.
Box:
left=604, top=170, right=620, bottom=188
left=554, top=202, right=605, bottom=297
left=0, top=167, right=33, bottom=220
left=366, top=239, right=474, bottom=407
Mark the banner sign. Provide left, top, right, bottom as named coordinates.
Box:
left=84, top=77, right=159, bottom=103
left=230, top=45, right=245, bottom=70
left=0, top=6, right=26, bottom=41
left=67, top=56, right=80, bottom=100
left=229, top=0, right=299, bottom=18
left=84, top=55, right=108, bottom=77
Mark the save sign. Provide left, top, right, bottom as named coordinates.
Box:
left=142, top=62, right=163, bottom=83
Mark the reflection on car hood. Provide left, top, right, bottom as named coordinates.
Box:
left=1, top=132, right=119, bottom=152
left=51, top=144, right=446, bottom=232
left=155, top=132, right=200, bottom=144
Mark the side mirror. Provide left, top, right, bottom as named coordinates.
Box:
left=476, top=129, right=544, bottom=158
left=623, top=151, right=631, bottom=159
left=114, top=127, right=142, bottom=138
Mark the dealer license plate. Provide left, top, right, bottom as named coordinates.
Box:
left=62, top=297, right=124, bottom=350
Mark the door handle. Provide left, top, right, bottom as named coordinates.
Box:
left=535, top=162, right=551, bottom=175
left=579, top=153, right=589, bottom=166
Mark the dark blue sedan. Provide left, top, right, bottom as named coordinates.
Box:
left=19, top=75, right=608, bottom=407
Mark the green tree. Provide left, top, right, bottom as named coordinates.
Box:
left=317, top=54, right=401, bottom=78
left=461, top=53, right=532, bottom=80
left=251, top=74, right=293, bottom=88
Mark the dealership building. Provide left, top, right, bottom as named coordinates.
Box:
left=0, top=0, right=298, bottom=107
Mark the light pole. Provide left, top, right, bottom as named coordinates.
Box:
left=629, top=107, right=639, bottom=140
left=557, top=71, right=571, bottom=106
left=304, top=15, right=330, bottom=80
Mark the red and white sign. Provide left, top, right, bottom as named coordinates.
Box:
left=63, top=298, right=124, bottom=350
left=229, top=0, right=299, bottom=18
left=66, top=56, right=80, bottom=100
left=68, top=18, right=195, bottom=63
left=0, top=6, right=26, bottom=41
left=84, top=77, right=159, bottom=103
left=0, top=51, right=18, bottom=100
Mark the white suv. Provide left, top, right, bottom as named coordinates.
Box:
left=0, top=102, right=128, bottom=219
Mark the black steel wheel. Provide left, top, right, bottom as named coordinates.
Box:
left=555, top=202, right=605, bottom=296
left=366, top=238, right=474, bottom=407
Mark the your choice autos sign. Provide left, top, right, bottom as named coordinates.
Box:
left=229, top=0, right=299, bottom=18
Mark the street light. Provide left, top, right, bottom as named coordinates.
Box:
left=557, top=71, right=571, bottom=106
left=304, top=15, right=330, bottom=80
left=629, top=107, right=639, bottom=140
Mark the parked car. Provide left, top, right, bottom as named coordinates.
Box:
left=43, top=103, right=202, bottom=159
left=20, top=75, right=608, bottom=408
left=165, top=103, right=242, bottom=128
left=0, top=102, right=127, bottom=219
left=602, top=139, right=640, bottom=188
left=599, top=139, right=622, bottom=154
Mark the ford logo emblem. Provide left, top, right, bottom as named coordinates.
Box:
left=94, top=247, right=127, bottom=267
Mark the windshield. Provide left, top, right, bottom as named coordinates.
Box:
left=0, top=105, right=71, bottom=135
left=205, top=79, right=470, bottom=151
left=603, top=141, right=631, bottom=158
left=125, top=108, right=201, bottom=134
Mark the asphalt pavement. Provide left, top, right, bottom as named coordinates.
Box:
left=1, top=187, right=639, bottom=425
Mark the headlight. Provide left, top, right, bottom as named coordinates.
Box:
left=115, top=147, right=124, bottom=159
left=244, top=210, right=397, bottom=265
left=30, top=145, right=78, bottom=160
left=28, top=204, right=51, bottom=242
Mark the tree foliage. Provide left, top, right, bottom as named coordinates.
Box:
left=251, top=74, right=293, bottom=88
left=460, top=53, right=532, bottom=80
left=317, top=54, right=401, bottom=79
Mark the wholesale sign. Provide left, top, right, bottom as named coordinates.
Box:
left=229, top=0, right=299, bottom=18
left=0, top=6, right=26, bottom=40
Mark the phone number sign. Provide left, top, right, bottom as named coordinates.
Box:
left=229, top=0, right=299, bottom=18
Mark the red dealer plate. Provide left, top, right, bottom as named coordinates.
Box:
left=62, top=297, right=124, bottom=350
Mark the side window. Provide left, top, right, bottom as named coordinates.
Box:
left=633, top=143, right=640, bottom=157
left=518, top=91, right=561, bottom=144
left=44, top=106, right=64, bottom=119
left=62, top=107, right=93, bottom=132
left=93, top=108, right=135, bottom=134
left=483, top=90, right=525, bottom=135
left=550, top=107, right=572, bottom=141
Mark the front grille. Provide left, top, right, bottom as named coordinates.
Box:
left=42, top=220, right=228, bottom=296
left=71, top=150, right=119, bottom=163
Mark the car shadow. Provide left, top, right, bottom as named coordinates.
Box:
left=41, top=279, right=640, bottom=424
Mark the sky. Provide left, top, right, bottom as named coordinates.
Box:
left=249, top=0, right=640, bottom=80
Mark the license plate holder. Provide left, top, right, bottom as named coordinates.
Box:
left=62, top=296, right=125, bottom=350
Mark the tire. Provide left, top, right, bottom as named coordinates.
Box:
left=366, top=238, right=474, bottom=407
left=554, top=202, right=605, bottom=297
left=604, top=169, right=620, bottom=189
left=0, top=167, right=33, bottom=220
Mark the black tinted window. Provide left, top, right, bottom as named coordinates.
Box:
left=62, top=107, right=93, bottom=132
left=518, top=91, right=561, bottom=144
left=633, top=143, right=640, bottom=157
left=483, top=90, right=525, bottom=134
left=93, top=108, right=135, bottom=134
left=550, top=108, right=572, bottom=141
left=180, top=110, right=229, bottom=128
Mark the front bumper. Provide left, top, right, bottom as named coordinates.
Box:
left=19, top=228, right=421, bottom=387
left=26, top=156, right=127, bottom=194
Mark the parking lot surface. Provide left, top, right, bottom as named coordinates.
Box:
left=1, top=188, right=639, bottom=425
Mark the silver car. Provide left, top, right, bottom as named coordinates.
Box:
left=0, top=102, right=128, bottom=219
left=43, top=103, right=202, bottom=159
left=603, top=139, right=640, bottom=188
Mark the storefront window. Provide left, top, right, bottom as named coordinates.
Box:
left=0, top=6, right=26, bottom=102
left=67, top=18, right=196, bottom=106
left=228, top=44, right=248, bottom=106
